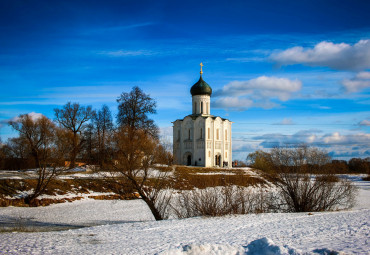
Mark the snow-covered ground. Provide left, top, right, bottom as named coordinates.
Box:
left=0, top=176, right=369, bottom=254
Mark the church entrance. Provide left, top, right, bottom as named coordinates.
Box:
left=215, top=155, right=221, bottom=167
left=187, top=155, right=192, bottom=166
left=184, top=152, right=193, bottom=166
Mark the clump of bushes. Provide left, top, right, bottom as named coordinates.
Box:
left=171, top=186, right=276, bottom=218
left=247, top=145, right=358, bottom=212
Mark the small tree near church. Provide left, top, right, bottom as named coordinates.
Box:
left=107, top=87, right=171, bottom=220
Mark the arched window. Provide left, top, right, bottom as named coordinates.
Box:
left=225, top=151, right=228, bottom=158
left=208, top=128, right=210, bottom=139
left=225, top=130, right=227, bottom=140
left=194, top=102, right=197, bottom=114
left=206, top=102, right=209, bottom=114
left=217, top=129, right=219, bottom=140
left=200, top=128, right=203, bottom=139
left=188, top=129, right=191, bottom=140
left=201, top=102, right=203, bottom=114
left=208, top=151, right=211, bottom=157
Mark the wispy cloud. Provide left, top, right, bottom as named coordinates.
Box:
left=98, top=50, right=156, bottom=57
left=273, top=118, right=295, bottom=125
left=270, top=39, right=370, bottom=71
left=226, top=57, right=266, bottom=62
left=82, top=22, right=156, bottom=35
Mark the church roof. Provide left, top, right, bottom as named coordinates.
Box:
left=190, top=75, right=212, bottom=96
left=172, top=114, right=231, bottom=123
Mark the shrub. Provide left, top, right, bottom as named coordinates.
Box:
left=172, top=186, right=275, bottom=218
left=268, top=146, right=358, bottom=212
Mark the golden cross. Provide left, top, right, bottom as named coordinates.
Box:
left=200, top=62, right=203, bottom=75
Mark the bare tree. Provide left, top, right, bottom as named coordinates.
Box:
left=107, top=87, right=171, bottom=221
left=93, top=105, right=113, bottom=167
left=117, top=86, right=158, bottom=137
left=249, top=145, right=357, bottom=212
left=81, top=123, right=97, bottom=164
left=110, top=127, right=171, bottom=220
left=8, top=113, right=65, bottom=205
left=4, top=137, right=29, bottom=160
left=9, top=114, right=55, bottom=168
left=54, top=102, right=94, bottom=168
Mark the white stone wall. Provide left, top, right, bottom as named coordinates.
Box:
left=192, top=95, right=211, bottom=115
left=173, top=115, right=232, bottom=168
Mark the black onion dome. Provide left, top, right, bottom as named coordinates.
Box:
left=190, top=75, right=212, bottom=96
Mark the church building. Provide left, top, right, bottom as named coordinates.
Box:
left=172, top=64, right=232, bottom=167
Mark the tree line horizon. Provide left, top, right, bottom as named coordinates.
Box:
left=0, top=86, right=369, bottom=174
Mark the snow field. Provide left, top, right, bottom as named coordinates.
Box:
left=0, top=175, right=369, bottom=254
left=0, top=199, right=369, bottom=254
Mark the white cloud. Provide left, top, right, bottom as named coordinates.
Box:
left=254, top=130, right=322, bottom=148
left=27, top=112, right=44, bottom=121
left=323, top=132, right=370, bottom=145
left=342, top=79, right=370, bottom=93
left=323, top=132, right=343, bottom=144
left=342, top=71, right=370, bottom=92
left=213, top=76, right=302, bottom=110
left=9, top=112, right=44, bottom=123
left=271, top=39, right=370, bottom=71
left=213, top=97, right=253, bottom=110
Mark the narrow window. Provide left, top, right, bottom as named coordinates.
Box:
left=201, top=102, right=203, bottom=114
left=217, top=129, right=219, bottom=140
left=206, top=102, right=209, bottom=114
left=200, top=128, right=203, bottom=139
left=208, top=151, right=211, bottom=157
left=208, top=128, right=210, bottom=139
left=225, top=130, right=227, bottom=141
left=194, top=102, right=197, bottom=114
left=188, top=129, right=191, bottom=140
left=225, top=151, right=228, bottom=158
left=178, top=130, right=180, bottom=141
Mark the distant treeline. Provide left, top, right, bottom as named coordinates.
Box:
left=247, top=148, right=370, bottom=174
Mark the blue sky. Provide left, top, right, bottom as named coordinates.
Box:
left=0, top=0, right=369, bottom=161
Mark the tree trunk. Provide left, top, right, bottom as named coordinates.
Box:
left=70, top=132, right=78, bottom=169
left=31, top=149, right=40, bottom=169
left=140, top=193, right=163, bottom=221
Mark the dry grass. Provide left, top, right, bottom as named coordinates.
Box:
left=0, top=166, right=267, bottom=207
left=170, top=166, right=266, bottom=190
left=0, top=178, right=136, bottom=207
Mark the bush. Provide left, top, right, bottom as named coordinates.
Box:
left=268, top=146, right=358, bottom=212
left=172, top=186, right=275, bottom=218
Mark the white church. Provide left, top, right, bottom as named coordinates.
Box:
left=173, top=64, right=232, bottom=167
